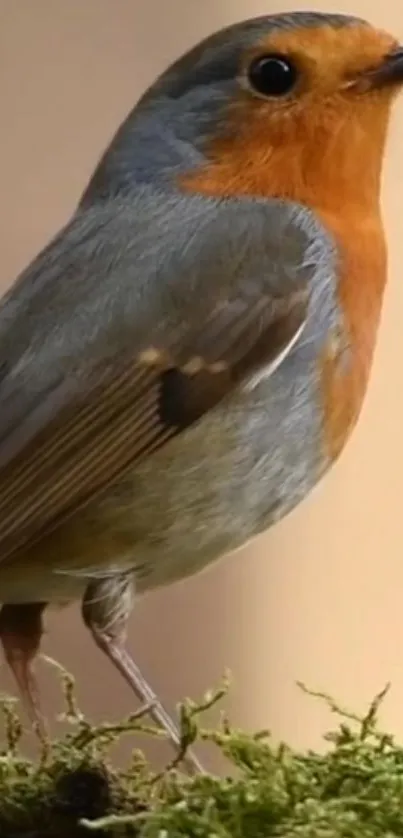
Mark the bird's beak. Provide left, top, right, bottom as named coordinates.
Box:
left=358, top=47, right=403, bottom=91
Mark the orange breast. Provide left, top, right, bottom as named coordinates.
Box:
left=317, top=208, right=387, bottom=461
left=183, top=156, right=387, bottom=462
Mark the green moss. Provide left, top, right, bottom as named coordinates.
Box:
left=1, top=670, right=403, bottom=837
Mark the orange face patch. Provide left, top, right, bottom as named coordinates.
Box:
left=181, top=23, right=397, bottom=211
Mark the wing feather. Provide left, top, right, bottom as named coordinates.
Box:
left=0, top=191, right=322, bottom=560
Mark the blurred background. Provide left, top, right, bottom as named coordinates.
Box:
left=1, top=0, right=403, bottom=770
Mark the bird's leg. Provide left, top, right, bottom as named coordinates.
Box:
left=81, top=574, right=204, bottom=775
left=0, top=602, right=46, bottom=735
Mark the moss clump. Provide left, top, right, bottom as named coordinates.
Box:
left=0, top=670, right=403, bottom=837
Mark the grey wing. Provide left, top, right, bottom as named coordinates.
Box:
left=0, top=188, right=326, bottom=561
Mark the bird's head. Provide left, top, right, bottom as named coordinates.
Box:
left=134, top=12, right=403, bottom=215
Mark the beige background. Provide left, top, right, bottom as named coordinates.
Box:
left=1, top=0, right=403, bottom=768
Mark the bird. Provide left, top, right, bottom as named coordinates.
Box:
left=0, top=10, right=401, bottom=772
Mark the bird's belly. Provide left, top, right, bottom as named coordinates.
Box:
left=0, top=362, right=326, bottom=604
left=130, top=391, right=325, bottom=591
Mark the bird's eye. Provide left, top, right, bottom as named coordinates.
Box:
left=247, top=53, right=298, bottom=98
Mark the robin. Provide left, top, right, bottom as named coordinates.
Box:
left=0, top=11, right=401, bottom=772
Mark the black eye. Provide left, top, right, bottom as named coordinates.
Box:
left=247, top=54, right=298, bottom=97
